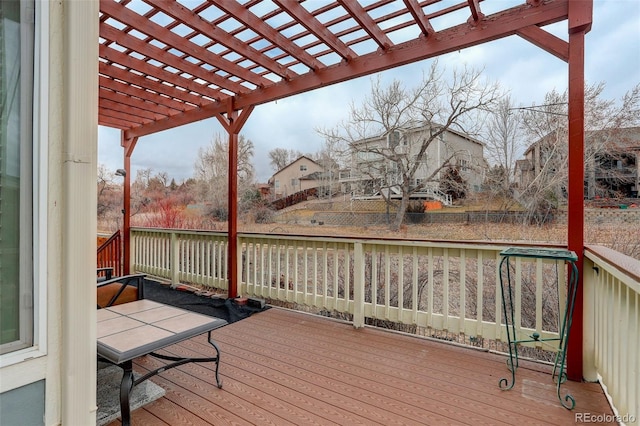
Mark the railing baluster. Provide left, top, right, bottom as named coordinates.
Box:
left=285, top=241, right=291, bottom=300
left=170, top=231, right=178, bottom=285
left=353, top=242, right=364, bottom=328
left=514, top=257, right=522, bottom=333
left=443, top=248, right=449, bottom=331
left=371, top=245, right=378, bottom=318
left=332, top=242, right=339, bottom=310
left=398, top=245, right=404, bottom=322
left=384, top=245, right=390, bottom=320
left=323, top=242, right=328, bottom=309
left=428, top=247, right=434, bottom=328
left=412, top=247, right=418, bottom=325
left=459, top=249, right=466, bottom=334
left=476, top=250, right=484, bottom=338
left=312, top=241, right=318, bottom=306
left=495, top=251, right=502, bottom=341
left=535, top=258, right=543, bottom=344
left=269, top=241, right=275, bottom=298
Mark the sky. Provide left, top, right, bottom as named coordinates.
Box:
left=98, top=0, right=640, bottom=183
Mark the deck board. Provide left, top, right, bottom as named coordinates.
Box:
left=105, top=307, right=615, bottom=426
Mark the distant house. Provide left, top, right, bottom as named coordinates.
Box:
left=586, top=127, right=640, bottom=198
left=256, top=183, right=270, bottom=198
left=268, top=156, right=325, bottom=199
left=339, top=124, right=486, bottom=200
left=515, top=127, right=640, bottom=198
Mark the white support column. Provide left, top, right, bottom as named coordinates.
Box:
left=60, top=0, right=99, bottom=424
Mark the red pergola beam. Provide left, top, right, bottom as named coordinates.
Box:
left=338, top=0, right=393, bottom=49
left=98, top=70, right=200, bottom=112
left=403, top=0, right=436, bottom=37
left=517, top=25, right=569, bottom=62
left=125, top=0, right=569, bottom=139
left=272, top=0, right=356, bottom=61
left=100, top=0, right=271, bottom=89
left=100, top=24, right=237, bottom=99
left=214, top=0, right=324, bottom=72
left=146, top=0, right=297, bottom=81
left=99, top=45, right=223, bottom=103
left=99, top=87, right=180, bottom=118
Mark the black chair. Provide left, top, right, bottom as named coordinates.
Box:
left=97, top=274, right=146, bottom=308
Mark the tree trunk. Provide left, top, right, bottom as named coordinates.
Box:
left=391, top=195, right=408, bottom=231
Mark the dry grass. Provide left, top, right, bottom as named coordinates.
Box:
left=99, top=220, right=638, bottom=260
left=242, top=209, right=639, bottom=260
left=242, top=221, right=552, bottom=243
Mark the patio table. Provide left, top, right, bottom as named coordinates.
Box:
left=97, top=299, right=227, bottom=426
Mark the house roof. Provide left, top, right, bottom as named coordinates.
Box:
left=351, top=122, right=485, bottom=148
left=269, top=155, right=322, bottom=181
left=523, top=126, right=640, bottom=155
left=588, top=126, right=640, bottom=150
left=515, top=158, right=534, bottom=172
left=98, top=0, right=575, bottom=139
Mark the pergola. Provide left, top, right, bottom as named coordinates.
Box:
left=97, top=0, right=592, bottom=380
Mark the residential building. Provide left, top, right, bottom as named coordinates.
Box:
left=339, top=124, right=486, bottom=199
left=586, top=127, right=640, bottom=198
left=515, top=127, right=640, bottom=198
left=268, top=156, right=325, bottom=199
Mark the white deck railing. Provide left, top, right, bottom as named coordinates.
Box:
left=132, top=228, right=569, bottom=347
left=584, top=246, right=639, bottom=424
left=132, top=228, right=229, bottom=289
left=131, top=228, right=640, bottom=420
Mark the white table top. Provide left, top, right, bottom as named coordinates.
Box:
left=97, top=299, right=227, bottom=364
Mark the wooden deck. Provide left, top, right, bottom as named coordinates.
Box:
left=107, top=307, right=615, bottom=425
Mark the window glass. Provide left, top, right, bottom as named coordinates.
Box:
left=1, top=0, right=34, bottom=355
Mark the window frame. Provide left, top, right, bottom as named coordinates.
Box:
left=0, top=0, right=48, bottom=366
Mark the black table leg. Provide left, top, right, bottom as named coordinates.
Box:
left=120, top=360, right=134, bottom=426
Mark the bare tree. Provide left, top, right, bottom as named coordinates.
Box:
left=483, top=95, right=524, bottom=195
left=268, top=148, right=303, bottom=172
left=517, top=83, right=640, bottom=218
left=313, top=136, right=346, bottom=199
left=156, top=171, right=169, bottom=187
left=97, top=164, right=123, bottom=229
left=319, top=61, right=501, bottom=230
left=194, top=133, right=256, bottom=215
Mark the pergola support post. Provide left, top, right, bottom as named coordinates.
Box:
left=121, top=134, right=138, bottom=276
left=217, top=100, right=255, bottom=299
left=566, top=0, right=592, bottom=382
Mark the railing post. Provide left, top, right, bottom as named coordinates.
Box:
left=171, top=231, right=179, bottom=287
left=353, top=242, right=365, bottom=328
left=236, top=235, right=243, bottom=295
left=582, top=255, right=598, bottom=382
